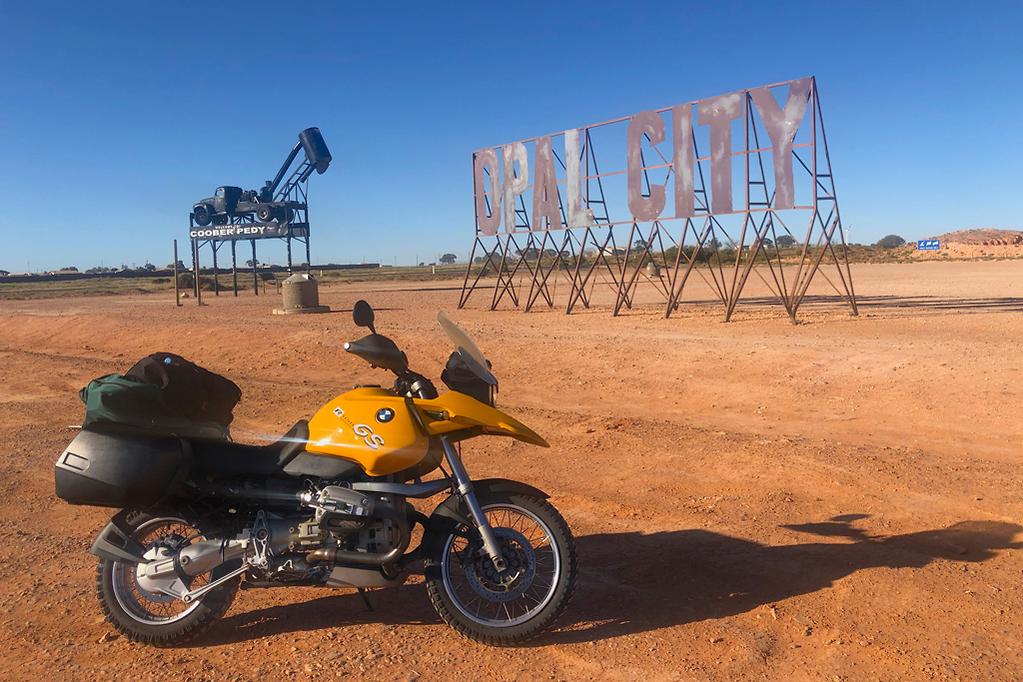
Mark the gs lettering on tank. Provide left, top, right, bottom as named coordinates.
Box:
left=305, top=387, right=428, bottom=476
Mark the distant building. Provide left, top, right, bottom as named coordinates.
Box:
left=0, top=270, right=9, bottom=277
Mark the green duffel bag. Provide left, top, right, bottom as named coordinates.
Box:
left=79, top=374, right=228, bottom=440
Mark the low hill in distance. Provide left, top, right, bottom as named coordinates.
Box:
left=935, top=228, right=1023, bottom=245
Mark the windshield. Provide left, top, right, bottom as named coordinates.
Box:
left=437, top=311, right=498, bottom=385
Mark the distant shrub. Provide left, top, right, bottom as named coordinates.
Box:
left=875, top=234, right=906, bottom=249
left=177, top=272, right=217, bottom=290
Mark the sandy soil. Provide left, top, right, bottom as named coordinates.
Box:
left=0, top=259, right=1021, bottom=681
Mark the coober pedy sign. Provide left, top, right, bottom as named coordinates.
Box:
left=459, top=77, right=858, bottom=322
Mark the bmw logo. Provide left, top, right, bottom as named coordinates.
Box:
left=376, top=408, right=395, bottom=423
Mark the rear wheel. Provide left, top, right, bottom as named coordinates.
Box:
left=426, top=491, right=576, bottom=645
left=95, top=513, right=239, bottom=647
left=256, top=205, right=274, bottom=222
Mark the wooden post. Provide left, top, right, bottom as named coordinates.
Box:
left=231, top=240, right=238, bottom=296
left=191, top=238, right=202, bottom=306
left=173, top=239, right=181, bottom=307
left=251, top=239, right=258, bottom=295
left=212, top=242, right=220, bottom=296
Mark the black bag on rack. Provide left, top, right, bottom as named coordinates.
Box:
left=124, top=352, right=242, bottom=428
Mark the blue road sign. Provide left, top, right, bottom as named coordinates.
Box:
left=917, top=239, right=941, bottom=251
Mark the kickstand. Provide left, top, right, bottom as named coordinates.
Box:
left=357, top=588, right=374, bottom=612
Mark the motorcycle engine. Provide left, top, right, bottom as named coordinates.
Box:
left=301, top=486, right=404, bottom=555
left=246, top=487, right=405, bottom=586
left=303, top=485, right=374, bottom=535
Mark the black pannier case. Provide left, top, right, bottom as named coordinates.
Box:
left=55, top=426, right=189, bottom=508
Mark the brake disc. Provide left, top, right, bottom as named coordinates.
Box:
left=462, top=527, right=537, bottom=603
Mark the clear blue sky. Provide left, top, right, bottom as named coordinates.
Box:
left=1, top=1, right=1020, bottom=272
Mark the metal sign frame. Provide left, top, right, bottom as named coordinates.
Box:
left=459, top=76, right=857, bottom=322
left=187, top=180, right=313, bottom=298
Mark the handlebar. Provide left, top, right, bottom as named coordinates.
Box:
left=343, top=333, right=408, bottom=374
left=344, top=333, right=437, bottom=399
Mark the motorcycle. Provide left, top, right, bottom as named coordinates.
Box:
left=55, top=301, right=576, bottom=646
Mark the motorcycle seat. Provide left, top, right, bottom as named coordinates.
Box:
left=191, top=420, right=309, bottom=478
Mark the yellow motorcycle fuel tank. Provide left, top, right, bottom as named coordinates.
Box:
left=305, top=387, right=429, bottom=476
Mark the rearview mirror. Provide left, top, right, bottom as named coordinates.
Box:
left=353, top=300, right=376, bottom=333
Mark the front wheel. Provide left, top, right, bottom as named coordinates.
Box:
left=425, top=491, right=576, bottom=645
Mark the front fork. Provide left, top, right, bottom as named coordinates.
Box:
left=439, top=436, right=507, bottom=572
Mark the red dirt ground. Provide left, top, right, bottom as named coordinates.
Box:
left=0, top=259, right=1021, bottom=680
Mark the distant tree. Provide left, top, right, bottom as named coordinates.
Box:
left=633, top=238, right=649, bottom=251
left=775, top=235, right=798, bottom=248
left=760, top=237, right=774, bottom=247
left=875, top=234, right=906, bottom=249
left=142, top=262, right=156, bottom=271
left=439, top=253, right=457, bottom=264
left=473, top=255, right=489, bottom=264
left=63, top=266, right=79, bottom=272
left=245, top=259, right=259, bottom=267
left=515, top=248, right=541, bottom=259
left=166, top=260, right=186, bottom=270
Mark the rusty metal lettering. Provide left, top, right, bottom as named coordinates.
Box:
left=531, top=136, right=562, bottom=231
left=749, top=78, right=810, bottom=210
left=697, top=93, right=743, bottom=213
left=461, top=77, right=857, bottom=324
left=627, top=111, right=666, bottom=221
left=565, top=129, right=594, bottom=228
left=672, top=105, right=695, bottom=219
left=474, top=149, right=501, bottom=235
left=502, top=142, right=529, bottom=232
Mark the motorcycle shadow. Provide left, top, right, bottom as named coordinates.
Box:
left=201, top=516, right=1020, bottom=646
left=203, top=581, right=440, bottom=646
left=535, top=516, right=1021, bottom=645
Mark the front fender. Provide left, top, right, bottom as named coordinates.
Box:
left=422, top=478, right=550, bottom=560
